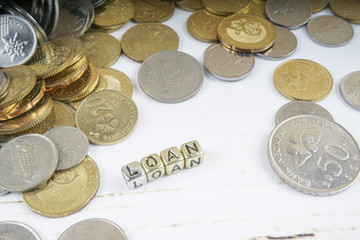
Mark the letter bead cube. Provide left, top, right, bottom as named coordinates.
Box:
left=121, top=161, right=147, bottom=189
left=160, top=147, right=184, bottom=175
left=181, top=140, right=204, bottom=169
left=140, top=154, right=166, bottom=182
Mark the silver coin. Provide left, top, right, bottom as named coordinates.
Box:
left=44, top=126, right=89, bottom=170
left=340, top=71, right=360, bottom=110
left=0, top=15, right=37, bottom=67
left=204, top=43, right=255, bottom=81
left=0, top=221, right=40, bottom=240
left=0, top=134, right=59, bottom=192
left=307, top=15, right=354, bottom=47
left=256, top=26, right=297, bottom=60
left=268, top=115, right=360, bottom=196
left=58, top=218, right=127, bottom=240
left=275, top=101, right=334, bottom=125
left=138, top=51, right=204, bottom=103
left=91, top=0, right=107, bottom=8
left=266, top=0, right=312, bottom=29
left=0, top=70, right=10, bottom=99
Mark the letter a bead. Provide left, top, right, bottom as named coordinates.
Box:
left=121, top=161, right=147, bottom=189
left=160, top=147, right=185, bottom=175
left=181, top=140, right=204, bottom=168
left=140, top=154, right=166, bottom=182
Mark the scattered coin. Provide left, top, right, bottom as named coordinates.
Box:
left=138, top=51, right=204, bottom=103
left=175, top=0, right=203, bottom=12
left=93, top=0, right=134, bottom=29
left=329, top=0, right=360, bottom=24
left=131, top=0, right=175, bottom=23
left=202, top=0, right=250, bottom=16
left=204, top=43, right=255, bottom=81
left=0, top=221, right=40, bottom=240
left=23, top=155, right=99, bottom=218
left=50, top=37, right=85, bottom=66
left=0, top=134, right=59, bottom=192
left=307, top=0, right=328, bottom=13
left=268, top=115, right=360, bottom=196
left=340, top=71, right=360, bottom=111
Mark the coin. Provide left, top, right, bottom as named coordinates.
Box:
left=138, top=51, right=204, bottom=103
left=0, top=134, right=58, bottom=192
left=0, top=71, right=10, bottom=99
left=307, top=15, right=354, bottom=47
left=340, top=71, right=360, bottom=110
left=202, top=0, right=250, bottom=16
left=50, top=37, right=85, bottom=65
left=0, top=187, right=9, bottom=196
left=23, top=155, right=99, bottom=217
left=204, top=43, right=255, bottom=81
left=175, top=0, right=203, bottom=11
left=121, top=23, right=179, bottom=62
left=80, top=33, right=121, bottom=68
left=330, top=0, right=360, bottom=24
left=244, top=0, right=266, bottom=19
left=58, top=218, right=127, bottom=240
left=93, top=0, right=134, bottom=29
left=0, top=66, right=36, bottom=109
left=92, top=0, right=107, bottom=8
left=0, top=221, right=40, bottom=240
left=256, top=26, right=297, bottom=60
left=75, top=90, right=138, bottom=145
left=217, top=14, right=276, bottom=52
left=266, top=0, right=312, bottom=29
left=273, top=59, right=333, bottom=102
left=307, top=0, right=328, bottom=13
left=131, top=0, right=175, bottom=23
left=268, top=115, right=360, bottom=196
left=0, top=15, right=37, bottom=67
left=187, top=10, right=225, bottom=43
left=275, top=101, right=334, bottom=125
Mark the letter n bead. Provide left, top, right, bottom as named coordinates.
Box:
left=140, top=154, right=165, bottom=182
left=160, top=147, right=184, bottom=175
left=121, top=161, right=147, bottom=189
left=181, top=140, right=204, bottom=168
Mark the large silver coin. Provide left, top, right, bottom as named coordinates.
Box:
left=0, top=15, right=37, bottom=67
left=275, top=101, right=334, bottom=125
left=268, top=115, right=360, bottom=196
left=58, top=218, right=127, bottom=240
left=138, top=51, right=204, bottom=103
left=307, top=15, right=354, bottom=47
left=44, top=126, right=89, bottom=170
left=204, top=43, right=255, bottom=81
left=340, top=71, right=360, bottom=110
left=0, top=134, right=59, bottom=192
left=0, top=221, right=40, bottom=240
left=256, top=26, right=297, bottom=60
left=266, top=0, right=312, bottom=29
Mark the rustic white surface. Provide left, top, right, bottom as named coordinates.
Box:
left=1, top=7, right=360, bottom=240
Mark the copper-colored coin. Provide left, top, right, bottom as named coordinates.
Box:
left=80, top=33, right=121, bottom=68
left=307, top=0, right=328, bottom=13
left=23, top=156, right=100, bottom=218
left=50, top=37, right=85, bottom=66
left=0, top=66, right=36, bottom=109
left=0, top=94, right=53, bottom=134
left=49, top=63, right=99, bottom=102
left=0, top=79, right=46, bottom=121
left=93, top=0, right=134, bottom=28
left=330, top=0, right=360, bottom=23
left=218, top=14, right=276, bottom=52
left=121, top=23, right=179, bottom=62
left=131, top=0, right=175, bottom=23
left=202, top=0, right=250, bottom=16
left=175, top=0, right=203, bottom=11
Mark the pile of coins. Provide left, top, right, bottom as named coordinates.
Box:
left=122, top=140, right=204, bottom=189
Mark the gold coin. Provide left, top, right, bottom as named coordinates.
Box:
left=132, top=0, right=175, bottom=23
left=23, top=156, right=100, bottom=218
left=330, top=0, right=360, bottom=23
left=187, top=10, right=225, bottom=43
left=0, top=79, right=45, bottom=121
left=75, top=90, right=138, bottom=145
left=28, top=41, right=74, bottom=78
left=121, top=23, right=179, bottom=62
left=243, top=0, right=266, bottom=18
left=93, top=0, right=134, bottom=28
left=273, top=59, right=333, bottom=102
left=45, top=56, right=89, bottom=91
left=0, top=94, right=53, bottom=134
left=50, top=37, right=85, bottom=65
left=218, top=14, right=276, bottom=52
left=0, top=66, right=36, bottom=109
left=175, top=0, right=203, bottom=11
left=307, top=0, right=328, bottom=13
left=49, top=62, right=99, bottom=102
left=80, top=33, right=121, bottom=68
left=202, top=0, right=250, bottom=16
left=70, top=68, right=133, bottom=109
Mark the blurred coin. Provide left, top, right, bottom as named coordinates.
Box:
left=131, top=0, right=175, bottom=23
left=266, top=0, right=312, bottom=29
left=204, top=43, right=255, bottom=81
left=93, top=0, right=134, bottom=29
left=330, top=0, right=360, bottom=24
left=244, top=0, right=266, bottom=19
left=92, top=0, right=108, bottom=8
left=275, top=101, right=334, bottom=125
left=0, top=15, right=37, bottom=67
left=138, top=51, right=204, bottom=103
left=307, top=15, right=353, bottom=47
left=0, top=71, right=10, bottom=99
left=0, top=221, right=40, bottom=240
left=23, top=156, right=99, bottom=217
left=121, top=23, right=179, bottom=62
left=175, top=0, right=203, bottom=11
left=307, top=0, right=328, bottom=13
left=51, top=37, right=85, bottom=65
left=202, top=0, right=250, bottom=16
left=268, top=115, right=360, bottom=196
left=0, top=134, right=58, bottom=192
left=340, top=71, right=360, bottom=110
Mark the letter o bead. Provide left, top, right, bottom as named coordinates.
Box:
left=140, top=154, right=166, bottom=182
left=181, top=140, right=204, bottom=168
left=121, top=161, right=147, bottom=189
